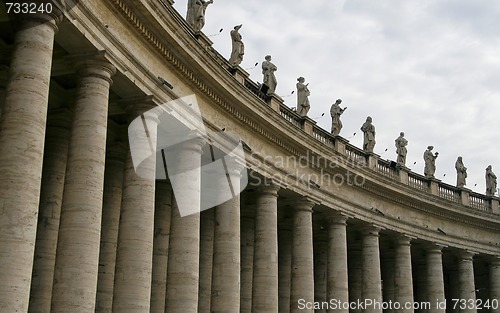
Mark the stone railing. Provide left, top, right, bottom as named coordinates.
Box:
left=345, top=144, right=367, bottom=166
left=376, top=159, right=398, bottom=179
left=468, top=193, right=491, bottom=211
left=243, top=79, right=268, bottom=102
left=312, top=125, right=335, bottom=148
left=408, top=172, right=428, bottom=192
left=438, top=184, right=460, bottom=203
left=279, top=104, right=302, bottom=128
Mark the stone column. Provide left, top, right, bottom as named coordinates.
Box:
left=28, top=110, right=71, bottom=313
left=252, top=183, right=280, bottom=313
left=490, top=257, right=500, bottom=313
left=361, top=225, right=383, bottom=313
left=394, top=235, right=414, bottom=313
left=327, top=214, right=349, bottom=313
left=414, top=260, right=428, bottom=313
left=150, top=181, right=172, bottom=313
left=165, top=137, right=206, bottom=312
left=240, top=206, right=255, bottom=313
left=314, top=239, right=327, bottom=313
left=278, top=222, right=292, bottom=313
left=211, top=159, right=244, bottom=313
left=112, top=101, right=159, bottom=313
left=291, top=198, right=316, bottom=313
left=381, top=249, right=395, bottom=313
left=457, top=251, right=477, bottom=313
left=51, top=53, right=116, bottom=313
left=0, top=65, right=8, bottom=120
left=348, top=242, right=363, bottom=313
left=95, top=143, right=126, bottom=313
left=198, top=209, right=215, bottom=313
left=0, top=12, right=60, bottom=312
left=427, top=245, right=446, bottom=313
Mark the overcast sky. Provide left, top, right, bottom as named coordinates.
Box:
left=172, top=0, right=500, bottom=195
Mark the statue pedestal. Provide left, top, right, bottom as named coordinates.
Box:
left=397, top=166, right=410, bottom=185
left=267, top=93, right=283, bottom=113
left=195, top=32, right=214, bottom=48
left=459, top=187, right=471, bottom=206
left=489, top=196, right=500, bottom=214
left=428, top=178, right=441, bottom=196
left=367, top=153, right=380, bottom=170
left=229, top=66, right=250, bottom=85
left=334, top=136, right=348, bottom=155
left=301, top=116, right=316, bottom=136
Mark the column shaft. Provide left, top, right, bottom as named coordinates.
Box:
left=394, top=236, right=414, bottom=313
left=327, top=214, right=349, bottom=313
left=457, top=252, right=476, bottom=313
left=0, top=15, right=59, bottom=312
left=51, top=55, right=115, bottom=312
left=382, top=251, right=395, bottom=313
left=490, top=258, right=500, bottom=313
left=211, top=164, right=242, bottom=313
left=427, top=246, right=446, bottom=313
left=112, top=102, right=159, bottom=313
left=95, top=144, right=126, bottom=313
left=165, top=138, right=205, bottom=312
left=29, top=113, right=71, bottom=313
left=290, top=200, right=315, bottom=313
left=252, top=184, right=280, bottom=312
left=314, top=239, right=327, bottom=313
left=150, top=181, right=172, bottom=313
left=240, top=212, right=255, bottom=313
left=198, top=209, right=215, bottom=313
left=362, top=226, right=383, bottom=313
left=348, top=243, right=363, bottom=313
left=278, top=225, right=292, bottom=313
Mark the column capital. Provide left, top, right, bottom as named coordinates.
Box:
left=68, top=51, right=117, bottom=84
left=457, top=250, right=476, bottom=261
left=120, top=95, right=161, bottom=121
left=425, top=242, right=447, bottom=254
left=325, top=211, right=348, bottom=225
left=293, top=196, right=319, bottom=212
left=361, top=224, right=382, bottom=236
left=13, top=8, right=64, bottom=32
left=490, top=256, right=500, bottom=266
left=256, top=181, right=281, bottom=196
left=395, top=234, right=415, bottom=246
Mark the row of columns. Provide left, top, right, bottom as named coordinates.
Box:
left=1, top=12, right=499, bottom=313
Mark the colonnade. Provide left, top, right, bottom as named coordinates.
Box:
left=0, top=11, right=499, bottom=313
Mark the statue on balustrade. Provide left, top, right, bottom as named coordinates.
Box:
left=296, top=77, right=310, bottom=117
left=395, top=132, right=408, bottom=166
left=186, top=0, right=214, bottom=33
left=486, top=165, right=497, bottom=197
left=229, top=24, right=244, bottom=66
left=423, top=146, right=438, bottom=178
left=360, top=116, right=376, bottom=153
left=330, top=99, right=346, bottom=136
left=262, top=55, right=277, bottom=94
left=455, top=156, right=467, bottom=187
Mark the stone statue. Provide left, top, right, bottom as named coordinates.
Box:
left=262, top=55, right=277, bottom=94
left=330, top=99, right=346, bottom=136
left=423, top=146, right=438, bottom=178
left=455, top=156, right=467, bottom=188
left=229, top=25, right=244, bottom=66
left=186, top=0, right=213, bottom=33
left=395, top=132, right=408, bottom=166
left=360, top=116, right=376, bottom=153
left=296, top=77, right=310, bottom=117
left=486, top=165, right=497, bottom=197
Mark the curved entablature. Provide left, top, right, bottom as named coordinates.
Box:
left=58, top=0, right=500, bottom=251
